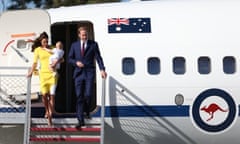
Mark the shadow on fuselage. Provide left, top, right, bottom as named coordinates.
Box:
left=105, top=76, right=196, bottom=144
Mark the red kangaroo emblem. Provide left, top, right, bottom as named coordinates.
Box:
left=200, top=103, right=228, bottom=121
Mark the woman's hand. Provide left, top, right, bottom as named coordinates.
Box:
left=26, top=70, right=33, bottom=78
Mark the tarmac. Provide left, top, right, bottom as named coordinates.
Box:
left=0, top=124, right=24, bottom=144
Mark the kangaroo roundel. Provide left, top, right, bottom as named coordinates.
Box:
left=191, top=88, right=237, bottom=133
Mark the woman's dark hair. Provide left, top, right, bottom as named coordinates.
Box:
left=31, top=31, right=49, bottom=52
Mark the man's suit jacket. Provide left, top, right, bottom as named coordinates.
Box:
left=68, top=40, right=105, bottom=79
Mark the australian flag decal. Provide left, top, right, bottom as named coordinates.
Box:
left=108, top=18, right=151, bottom=33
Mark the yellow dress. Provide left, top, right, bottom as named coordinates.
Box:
left=33, top=47, right=58, bottom=95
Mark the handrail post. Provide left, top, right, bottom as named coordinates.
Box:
left=100, top=78, right=106, bottom=144
left=23, top=71, right=31, bottom=144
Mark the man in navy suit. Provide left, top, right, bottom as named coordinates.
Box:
left=68, top=26, right=107, bottom=128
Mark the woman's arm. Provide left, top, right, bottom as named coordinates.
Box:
left=51, top=57, right=64, bottom=68
left=43, top=47, right=53, bottom=54
left=27, top=63, right=37, bottom=77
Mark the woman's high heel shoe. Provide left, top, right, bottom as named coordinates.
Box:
left=44, top=113, right=48, bottom=118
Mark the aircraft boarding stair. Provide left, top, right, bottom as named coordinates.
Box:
left=0, top=67, right=106, bottom=144
left=23, top=79, right=106, bottom=144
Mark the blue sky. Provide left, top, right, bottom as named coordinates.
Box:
left=0, top=0, right=132, bottom=14
left=0, top=1, right=35, bottom=14
left=0, top=1, right=11, bottom=13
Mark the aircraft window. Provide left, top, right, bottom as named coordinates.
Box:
left=148, top=57, right=160, bottom=75
left=17, top=39, right=28, bottom=49
left=122, top=57, right=135, bottom=75
left=198, top=57, right=211, bottom=74
left=173, top=57, right=185, bottom=74
left=223, top=56, right=236, bottom=74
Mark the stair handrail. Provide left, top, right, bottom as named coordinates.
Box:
left=0, top=66, right=31, bottom=144
left=23, top=68, right=31, bottom=144
left=100, top=78, right=106, bottom=144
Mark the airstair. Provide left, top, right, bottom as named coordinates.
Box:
left=0, top=67, right=106, bottom=144
left=27, top=79, right=106, bottom=144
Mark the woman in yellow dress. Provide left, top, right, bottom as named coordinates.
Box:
left=27, top=32, right=60, bottom=126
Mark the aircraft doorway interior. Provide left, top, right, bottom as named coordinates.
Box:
left=50, top=22, right=96, bottom=113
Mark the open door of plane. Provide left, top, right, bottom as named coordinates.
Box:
left=0, top=9, right=51, bottom=110
left=0, top=9, right=51, bottom=67
left=51, top=22, right=97, bottom=113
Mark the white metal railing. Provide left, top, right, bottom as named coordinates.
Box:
left=23, top=73, right=31, bottom=144
left=0, top=67, right=31, bottom=144
left=100, top=78, right=106, bottom=144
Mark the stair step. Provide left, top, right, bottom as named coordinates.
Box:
left=31, top=125, right=101, bottom=132
left=31, top=118, right=101, bottom=125
left=30, top=118, right=102, bottom=143
left=30, top=135, right=100, bottom=142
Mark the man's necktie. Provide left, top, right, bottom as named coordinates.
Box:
left=81, top=42, right=85, bottom=56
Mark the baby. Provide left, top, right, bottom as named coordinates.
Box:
left=44, top=41, right=64, bottom=72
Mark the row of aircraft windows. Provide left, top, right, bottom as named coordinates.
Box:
left=122, top=56, right=236, bottom=75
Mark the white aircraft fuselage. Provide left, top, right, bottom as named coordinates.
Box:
left=0, top=1, right=240, bottom=143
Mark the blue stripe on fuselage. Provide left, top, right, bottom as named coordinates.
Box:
left=30, top=105, right=189, bottom=118
left=1, top=105, right=240, bottom=118
left=99, top=105, right=189, bottom=117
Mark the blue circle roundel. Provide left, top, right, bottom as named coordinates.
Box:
left=192, top=88, right=237, bottom=133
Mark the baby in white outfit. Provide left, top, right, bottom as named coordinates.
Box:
left=44, top=41, right=64, bottom=72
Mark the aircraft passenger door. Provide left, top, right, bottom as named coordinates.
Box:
left=0, top=9, right=51, bottom=67
left=0, top=9, right=51, bottom=95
